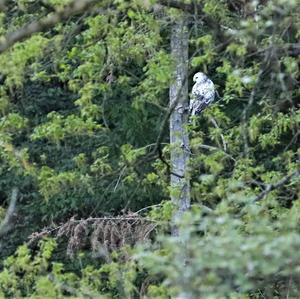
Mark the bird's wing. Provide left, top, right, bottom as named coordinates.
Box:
left=192, top=97, right=210, bottom=114
left=190, top=80, right=215, bottom=115
left=190, top=82, right=204, bottom=115
left=202, top=79, right=215, bottom=103
left=190, top=83, right=201, bottom=115
left=191, top=82, right=200, bottom=95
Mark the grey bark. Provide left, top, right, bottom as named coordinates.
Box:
left=170, top=17, right=190, bottom=235
left=0, top=187, right=18, bottom=238
left=0, top=187, right=18, bottom=251
left=169, top=15, right=191, bottom=299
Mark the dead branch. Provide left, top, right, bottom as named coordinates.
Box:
left=28, top=215, right=157, bottom=257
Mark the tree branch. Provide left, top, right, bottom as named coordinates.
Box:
left=0, top=0, right=100, bottom=54
left=152, top=74, right=188, bottom=155
left=0, top=0, right=7, bottom=12
left=254, top=167, right=300, bottom=202
left=0, top=0, right=216, bottom=55
left=0, top=0, right=228, bottom=55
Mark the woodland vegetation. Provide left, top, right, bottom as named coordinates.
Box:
left=0, top=0, right=300, bottom=298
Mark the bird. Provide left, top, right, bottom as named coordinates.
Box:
left=190, top=72, right=215, bottom=116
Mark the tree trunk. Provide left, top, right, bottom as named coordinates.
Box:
left=170, top=16, right=190, bottom=236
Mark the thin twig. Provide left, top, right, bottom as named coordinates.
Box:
left=193, top=144, right=236, bottom=162
left=210, top=117, right=227, bottom=151
left=254, top=167, right=300, bottom=202
left=136, top=203, right=163, bottom=214
left=151, top=73, right=189, bottom=155
left=241, top=71, right=263, bottom=156
left=113, top=166, right=126, bottom=192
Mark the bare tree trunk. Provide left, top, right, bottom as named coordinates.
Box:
left=0, top=187, right=18, bottom=251
left=170, top=16, right=190, bottom=235
left=169, top=15, right=191, bottom=299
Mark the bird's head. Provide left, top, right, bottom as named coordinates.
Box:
left=193, top=72, right=207, bottom=83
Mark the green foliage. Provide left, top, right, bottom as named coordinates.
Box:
left=191, top=34, right=216, bottom=70
left=139, top=202, right=300, bottom=298
left=0, top=35, right=49, bottom=87
left=31, top=112, right=102, bottom=144
left=203, top=0, right=230, bottom=22
left=0, top=239, right=57, bottom=298
left=0, top=240, right=140, bottom=298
